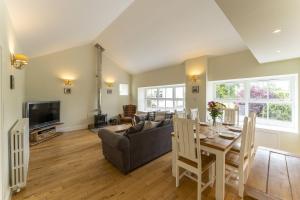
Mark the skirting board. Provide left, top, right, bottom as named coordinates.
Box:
left=57, top=124, right=88, bottom=132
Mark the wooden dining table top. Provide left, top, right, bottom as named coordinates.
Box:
left=171, top=124, right=242, bottom=152
left=245, top=146, right=300, bottom=200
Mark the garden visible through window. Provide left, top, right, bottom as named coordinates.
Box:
left=208, top=74, right=298, bottom=133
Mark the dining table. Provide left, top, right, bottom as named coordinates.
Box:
left=171, top=123, right=242, bottom=200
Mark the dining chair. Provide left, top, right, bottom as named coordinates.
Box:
left=225, top=116, right=251, bottom=197
left=223, top=106, right=239, bottom=126
left=230, top=112, right=256, bottom=159
left=173, top=116, right=215, bottom=200
left=175, top=109, right=187, bottom=118
left=190, top=108, right=199, bottom=120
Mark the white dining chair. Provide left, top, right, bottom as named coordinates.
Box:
left=225, top=116, right=251, bottom=197
left=175, top=109, right=187, bottom=118
left=223, top=106, right=239, bottom=126
left=190, top=108, right=199, bottom=120
left=173, top=116, right=215, bottom=200
left=230, top=112, right=256, bottom=159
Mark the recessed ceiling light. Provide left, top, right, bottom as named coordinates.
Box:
left=276, top=50, right=281, bottom=53
left=272, top=29, right=281, bottom=34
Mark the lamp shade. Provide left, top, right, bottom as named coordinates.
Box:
left=11, top=54, right=29, bottom=69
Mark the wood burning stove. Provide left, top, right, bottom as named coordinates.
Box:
left=94, top=114, right=107, bottom=128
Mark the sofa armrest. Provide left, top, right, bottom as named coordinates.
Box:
left=98, top=128, right=131, bottom=173
left=98, top=128, right=129, bottom=151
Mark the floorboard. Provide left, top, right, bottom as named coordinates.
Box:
left=12, top=129, right=249, bottom=200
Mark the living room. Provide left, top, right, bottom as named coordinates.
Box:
left=1, top=0, right=300, bottom=200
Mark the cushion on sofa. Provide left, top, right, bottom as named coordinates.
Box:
left=142, top=120, right=161, bottom=131
left=125, top=121, right=144, bottom=136
left=134, top=113, right=148, bottom=124
left=154, top=111, right=166, bottom=121
left=158, top=119, right=172, bottom=127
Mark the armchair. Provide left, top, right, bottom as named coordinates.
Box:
left=119, top=105, right=137, bottom=124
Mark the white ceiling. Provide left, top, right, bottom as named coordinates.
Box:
left=5, top=0, right=134, bottom=57
left=216, top=0, right=300, bottom=63
left=96, top=0, right=246, bottom=73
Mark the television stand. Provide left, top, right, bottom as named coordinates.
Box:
left=29, top=122, right=63, bottom=146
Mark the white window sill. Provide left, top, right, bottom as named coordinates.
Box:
left=255, top=125, right=298, bottom=135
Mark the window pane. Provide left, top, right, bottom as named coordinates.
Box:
left=151, top=89, right=157, bottom=98
left=176, top=87, right=184, bottom=98
left=176, top=100, right=184, bottom=107
left=146, top=99, right=157, bottom=109
left=158, top=100, right=165, bottom=108
left=235, top=102, right=246, bottom=116
left=166, top=100, right=173, bottom=108
left=158, top=88, right=165, bottom=98
left=119, top=84, right=128, bottom=95
left=146, top=89, right=152, bottom=98
left=249, top=103, right=267, bottom=118
left=269, top=103, right=292, bottom=121
left=166, top=88, right=173, bottom=98
left=269, top=80, right=290, bottom=100
left=216, top=83, right=244, bottom=99
left=250, top=81, right=268, bottom=99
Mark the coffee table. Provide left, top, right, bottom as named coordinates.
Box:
left=105, top=124, right=131, bottom=133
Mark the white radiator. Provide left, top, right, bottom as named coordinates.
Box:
left=9, top=118, right=30, bottom=192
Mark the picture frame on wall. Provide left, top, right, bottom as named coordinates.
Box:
left=107, top=89, right=112, bottom=94
left=64, top=88, right=72, bottom=94
left=10, top=75, right=15, bottom=90
left=192, top=85, right=199, bottom=94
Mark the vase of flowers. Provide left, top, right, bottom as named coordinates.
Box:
left=207, top=101, right=226, bottom=126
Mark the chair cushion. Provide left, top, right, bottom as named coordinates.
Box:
left=178, top=154, right=215, bottom=171
left=230, top=142, right=241, bottom=153
left=120, top=116, right=132, bottom=123
left=230, top=143, right=255, bottom=153
left=225, top=151, right=248, bottom=168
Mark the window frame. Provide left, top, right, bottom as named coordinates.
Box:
left=209, top=74, right=298, bottom=133
left=119, top=83, right=129, bottom=96
left=139, top=84, right=185, bottom=112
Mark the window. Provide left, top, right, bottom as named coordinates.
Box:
left=119, top=84, right=128, bottom=96
left=208, top=74, right=298, bottom=133
left=138, top=84, right=185, bottom=112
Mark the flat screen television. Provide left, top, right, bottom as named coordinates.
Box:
left=24, top=101, right=60, bottom=130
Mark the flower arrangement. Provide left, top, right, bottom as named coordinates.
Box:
left=207, top=101, right=226, bottom=126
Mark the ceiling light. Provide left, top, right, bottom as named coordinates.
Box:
left=272, top=29, right=281, bottom=34
left=276, top=50, right=281, bottom=53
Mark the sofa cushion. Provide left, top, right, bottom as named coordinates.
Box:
left=158, top=119, right=172, bottom=127
left=134, top=113, right=148, bottom=124
left=155, top=111, right=166, bottom=121
left=124, top=121, right=144, bottom=135
left=142, top=120, right=161, bottom=131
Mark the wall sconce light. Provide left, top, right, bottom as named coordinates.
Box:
left=105, top=81, right=114, bottom=88
left=64, top=79, right=73, bottom=86
left=190, top=75, right=200, bottom=83
left=63, top=79, right=73, bottom=94
left=11, top=54, right=29, bottom=69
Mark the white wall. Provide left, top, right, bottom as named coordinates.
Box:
left=131, top=63, right=185, bottom=106
left=26, top=44, right=131, bottom=131
left=0, top=1, right=26, bottom=200
left=185, top=56, right=207, bottom=121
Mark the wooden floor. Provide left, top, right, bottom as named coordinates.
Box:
left=12, top=130, right=247, bottom=200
